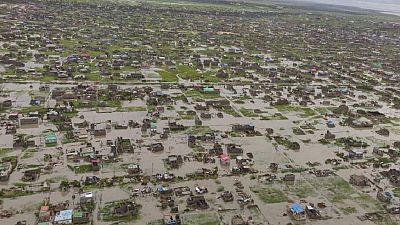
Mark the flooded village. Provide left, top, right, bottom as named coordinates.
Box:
left=0, top=0, right=400, bottom=225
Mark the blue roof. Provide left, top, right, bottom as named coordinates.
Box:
left=45, top=133, right=57, bottom=141
left=290, top=203, right=304, bottom=214
left=54, top=209, right=73, bottom=222
left=385, top=192, right=393, bottom=198
left=203, top=87, right=214, bottom=92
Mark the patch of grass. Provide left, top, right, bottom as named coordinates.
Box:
left=284, top=180, right=316, bottom=199
left=63, top=111, right=79, bottom=118
left=227, top=131, right=241, bottom=137
left=117, top=106, right=147, bottom=112
left=19, top=106, right=47, bottom=115
left=393, top=187, right=400, bottom=198
left=148, top=220, right=164, bottom=225
left=1, top=156, right=18, bottom=169
left=235, top=95, right=252, bottom=101
left=0, top=188, right=34, bottom=199
left=159, top=70, right=178, bottom=82
left=354, top=193, right=384, bottom=212
left=21, top=151, right=35, bottom=159
left=182, top=212, right=221, bottom=225
left=185, top=126, right=213, bottom=135
left=292, top=127, right=305, bottom=135
left=274, top=136, right=300, bottom=150
left=175, top=65, right=219, bottom=82
left=41, top=76, right=56, bottom=82
left=341, top=207, right=357, bottom=215
left=239, top=107, right=258, bottom=117
left=251, top=186, right=289, bottom=204
left=46, top=142, right=57, bottom=147
left=100, top=200, right=141, bottom=222
left=69, top=164, right=93, bottom=174
left=184, top=90, right=221, bottom=100
left=260, top=113, right=288, bottom=120
left=45, top=176, right=68, bottom=184
left=315, top=107, right=332, bottom=114
left=177, top=111, right=196, bottom=120
left=307, top=176, right=354, bottom=203
left=62, top=138, right=76, bottom=144
left=0, top=148, right=13, bottom=157
left=60, top=39, right=80, bottom=48
left=86, top=73, right=102, bottom=81
left=220, top=107, right=241, bottom=117
left=217, top=186, right=225, bottom=192
left=274, top=105, right=317, bottom=118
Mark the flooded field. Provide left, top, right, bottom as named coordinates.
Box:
left=0, top=81, right=398, bottom=225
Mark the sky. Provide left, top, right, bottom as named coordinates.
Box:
left=285, top=0, right=400, bottom=14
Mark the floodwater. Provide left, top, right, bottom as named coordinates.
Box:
left=0, top=82, right=399, bottom=225
left=284, top=0, right=400, bottom=14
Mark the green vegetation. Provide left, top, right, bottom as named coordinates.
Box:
left=159, top=70, right=178, bottom=82
left=220, top=107, right=241, bottom=117
left=63, top=111, right=79, bottom=118
left=117, top=106, right=147, bottom=112
left=227, top=131, right=241, bottom=137
left=41, top=76, right=56, bottom=82
left=100, top=200, right=141, bottom=222
left=185, top=126, right=213, bottom=135
left=19, top=106, right=47, bottom=115
left=393, top=187, right=400, bottom=198
left=305, top=175, right=382, bottom=209
left=1, top=156, right=18, bottom=169
left=354, top=193, right=384, bottom=212
left=260, top=113, right=288, bottom=120
left=182, top=212, right=221, bottom=225
left=148, top=220, right=164, bottom=225
left=251, top=186, right=289, bottom=204
left=69, top=164, right=93, bottom=174
left=284, top=180, right=316, bottom=199
left=239, top=108, right=258, bottom=117
left=292, top=127, right=305, bottom=135
left=86, top=73, right=103, bottom=81
left=341, top=207, right=357, bottom=215
left=274, top=105, right=317, bottom=118
left=0, top=188, right=34, bottom=199
left=0, top=148, right=13, bottom=157
left=274, top=136, right=300, bottom=150
left=314, top=107, right=332, bottom=114
left=21, top=150, right=35, bottom=159
left=316, top=176, right=354, bottom=203
left=177, top=111, right=196, bottom=120
left=184, top=90, right=221, bottom=100
left=174, top=65, right=221, bottom=82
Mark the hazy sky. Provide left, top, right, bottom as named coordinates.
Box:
left=287, top=0, right=400, bottom=14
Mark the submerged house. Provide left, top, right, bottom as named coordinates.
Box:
left=0, top=162, right=12, bottom=181
left=20, top=117, right=39, bottom=126
left=79, top=192, right=94, bottom=204
left=45, top=133, right=57, bottom=145
left=72, top=211, right=90, bottom=224
left=287, top=203, right=306, bottom=221
left=349, top=174, right=369, bottom=187
left=232, top=124, right=255, bottom=132
left=127, top=164, right=142, bottom=174
left=187, top=195, right=209, bottom=209
left=92, top=124, right=107, bottom=136
left=54, top=209, right=73, bottom=224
